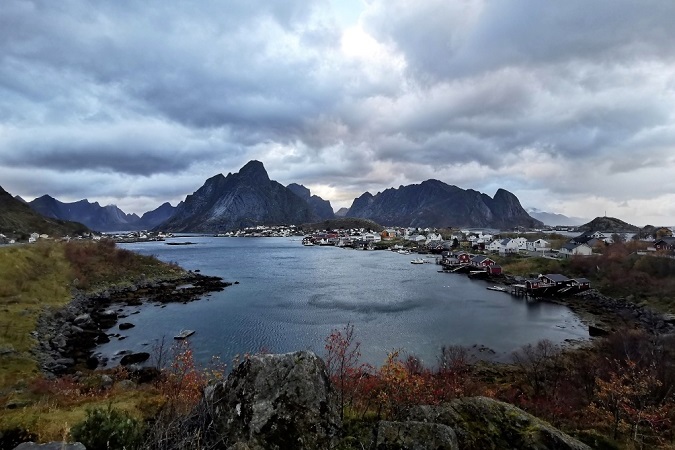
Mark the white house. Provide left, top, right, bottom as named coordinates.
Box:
left=28, top=232, right=39, bottom=243
left=559, top=242, right=593, bottom=258
left=526, top=239, right=551, bottom=252
left=512, top=237, right=528, bottom=251
left=487, top=240, right=502, bottom=252
left=426, top=233, right=443, bottom=244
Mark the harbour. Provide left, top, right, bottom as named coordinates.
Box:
left=94, top=236, right=590, bottom=368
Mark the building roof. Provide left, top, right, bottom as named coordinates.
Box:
left=542, top=273, right=570, bottom=282
left=573, top=278, right=591, bottom=284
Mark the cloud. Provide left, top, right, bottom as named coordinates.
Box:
left=1, top=0, right=675, bottom=224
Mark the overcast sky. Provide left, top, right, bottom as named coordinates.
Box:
left=2, top=0, right=675, bottom=226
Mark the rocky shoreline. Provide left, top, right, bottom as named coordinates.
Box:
left=33, top=272, right=233, bottom=376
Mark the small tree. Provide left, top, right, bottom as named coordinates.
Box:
left=325, top=323, right=362, bottom=421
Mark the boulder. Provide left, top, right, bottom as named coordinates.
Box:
left=407, top=397, right=590, bottom=450
left=118, top=322, right=135, bottom=330
left=119, top=352, right=150, bottom=366
left=376, top=421, right=458, bottom=450
left=204, top=351, right=340, bottom=449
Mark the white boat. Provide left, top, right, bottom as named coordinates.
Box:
left=397, top=249, right=410, bottom=255
left=486, top=286, right=507, bottom=292
left=410, top=258, right=425, bottom=264
left=174, top=329, right=195, bottom=340
left=302, top=237, right=315, bottom=246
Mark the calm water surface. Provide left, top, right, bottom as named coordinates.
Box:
left=96, top=237, right=588, bottom=367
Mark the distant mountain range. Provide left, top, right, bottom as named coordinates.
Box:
left=9, top=160, right=551, bottom=233
left=0, top=185, right=89, bottom=238
left=28, top=196, right=175, bottom=232
left=345, top=180, right=541, bottom=229
left=526, top=208, right=588, bottom=227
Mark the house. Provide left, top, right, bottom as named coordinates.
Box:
left=559, top=242, right=593, bottom=258
left=654, top=237, right=675, bottom=251
left=511, top=237, right=528, bottom=251
left=470, top=255, right=496, bottom=267
left=526, top=239, right=551, bottom=252
left=426, top=233, right=443, bottom=244
left=28, top=232, right=39, bottom=243
left=487, top=264, right=502, bottom=275
left=381, top=229, right=398, bottom=240
left=456, top=252, right=472, bottom=264
left=571, top=278, right=591, bottom=290
left=539, top=273, right=571, bottom=287
left=495, top=238, right=519, bottom=253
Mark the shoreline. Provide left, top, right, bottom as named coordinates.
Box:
left=33, top=271, right=233, bottom=376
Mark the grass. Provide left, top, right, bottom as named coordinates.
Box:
left=0, top=239, right=188, bottom=440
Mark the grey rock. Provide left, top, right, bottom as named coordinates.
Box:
left=376, top=420, right=459, bottom=450
left=100, top=374, right=113, bottom=389
left=120, top=352, right=150, bottom=366
left=205, top=351, right=340, bottom=450
left=407, top=397, right=590, bottom=450
left=13, top=442, right=86, bottom=450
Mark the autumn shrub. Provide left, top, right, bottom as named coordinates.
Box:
left=71, top=404, right=144, bottom=450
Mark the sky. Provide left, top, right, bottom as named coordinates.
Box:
left=2, top=1, right=675, bottom=226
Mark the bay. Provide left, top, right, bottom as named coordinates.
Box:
left=96, top=236, right=589, bottom=368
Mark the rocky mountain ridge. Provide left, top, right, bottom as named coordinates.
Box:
left=156, top=161, right=316, bottom=232
left=346, top=179, right=542, bottom=229
left=0, top=185, right=89, bottom=238
left=28, top=195, right=175, bottom=232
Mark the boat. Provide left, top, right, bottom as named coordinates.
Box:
left=174, top=329, right=195, bottom=340
left=410, top=258, right=425, bottom=264
left=397, top=249, right=410, bottom=255
left=302, top=237, right=315, bottom=246
left=486, top=286, right=507, bottom=292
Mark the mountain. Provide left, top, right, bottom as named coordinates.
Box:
left=335, top=207, right=349, bottom=217
left=28, top=195, right=141, bottom=232
left=135, top=202, right=176, bottom=229
left=156, top=161, right=315, bottom=232
left=286, top=183, right=335, bottom=221
left=578, top=216, right=639, bottom=232
left=0, top=185, right=89, bottom=238
left=345, top=180, right=542, bottom=229
left=526, top=208, right=587, bottom=226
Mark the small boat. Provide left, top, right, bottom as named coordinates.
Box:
left=397, top=249, right=410, bottom=255
left=486, top=286, right=507, bottom=292
left=174, top=329, right=195, bottom=340
left=410, top=258, right=425, bottom=264
left=302, top=237, right=315, bottom=246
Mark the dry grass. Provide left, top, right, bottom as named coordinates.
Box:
left=0, top=240, right=188, bottom=440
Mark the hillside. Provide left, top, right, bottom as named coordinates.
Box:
left=0, top=186, right=89, bottom=239
left=578, top=216, right=639, bottom=232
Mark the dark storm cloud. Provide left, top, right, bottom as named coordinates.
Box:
left=1, top=0, right=675, bottom=223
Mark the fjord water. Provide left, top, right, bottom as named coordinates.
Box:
left=97, top=237, right=588, bottom=367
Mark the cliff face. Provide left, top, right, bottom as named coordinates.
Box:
left=156, top=161, right=315, bottom=232
left=346, top=180, right=542, bottom=229
left=287, top=183, right=335, bottom=221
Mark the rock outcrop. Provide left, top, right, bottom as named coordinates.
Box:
left=204, top=351, right=340, bottom=450
left=406, top=397, right=590, bottom=450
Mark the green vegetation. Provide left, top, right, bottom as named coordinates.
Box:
left=0, top=239, right=188, bottom=441
left=71, top=404, right=145, bottom=450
